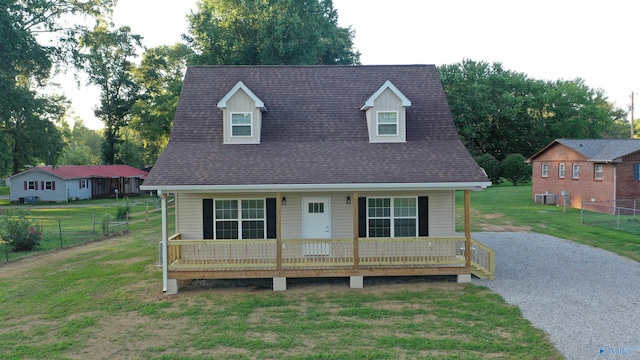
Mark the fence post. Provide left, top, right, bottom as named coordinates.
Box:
left=59, top=219, right=63, bottom=249
left=93, top=213, right=96, bottom=233
left=617, top=207, right=621, bottom=229
left=580, top=204, right=584, bottom=224
left=146, top=204, right=149, bottom=229
left=4, top=241, right=8, bottom=263
left=106, top=214, right=109, bottom=237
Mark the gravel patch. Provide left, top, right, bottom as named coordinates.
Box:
left=473, top=232, right=640, bottom=360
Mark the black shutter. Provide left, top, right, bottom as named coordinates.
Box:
left=203, top=199, right=214, bottom=239
left=418, top=196, right=429, bottom=237
left=266, top=198, right=276, bottom=239
left=358, top=197, right=367, bottom=237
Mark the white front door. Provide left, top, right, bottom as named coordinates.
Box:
left=302, top=197, right=331, bottom=256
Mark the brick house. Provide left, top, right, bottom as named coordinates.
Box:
left=528, top=139, right=640, bottom=211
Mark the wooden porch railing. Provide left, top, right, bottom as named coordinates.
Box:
left=469, top=238, right=495, bottom=280
left=165, top=235, right=495, bottom=278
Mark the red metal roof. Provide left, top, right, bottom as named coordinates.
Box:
left=30, top=165, right=148, bottom=179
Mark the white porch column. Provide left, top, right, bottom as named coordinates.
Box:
left=160, top=191, right=169, bottom=293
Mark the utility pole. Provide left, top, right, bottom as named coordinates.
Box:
left=631, top=92, right=635, bottom=139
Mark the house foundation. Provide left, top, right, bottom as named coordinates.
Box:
left=165, top=279, right=178, bottom=295
left=273, top=277, right=287, bottom=291
left=350, top=276, right=364, bottom=289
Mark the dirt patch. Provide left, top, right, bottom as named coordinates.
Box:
left=480, top=224, right=532, bottom=232
left=0, top=239, right=123, bottom=278
left=471, top=210, right=532, bottom=232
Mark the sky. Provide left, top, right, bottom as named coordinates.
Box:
left=53, top=0, right=640, bottom=130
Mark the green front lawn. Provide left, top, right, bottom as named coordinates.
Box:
left=457, top=185, right=640, bottom=262
left=0, top=223, right=562, bottom=359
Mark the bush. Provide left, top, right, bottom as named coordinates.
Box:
left=0, top=210, right=42, bottom=252
left=475, top=153, right=502, bottom=184
left=501, top=154, right=532, bottom=186
left=115, top=198, right=130, bottom=220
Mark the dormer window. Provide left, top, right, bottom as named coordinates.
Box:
left=217, top=81, right=266, bottom=144
left=361, top=80, right=411, bottom=143
left=231, top=112, right=253, bottom=137
left=377, top=111, right=399, bottom=136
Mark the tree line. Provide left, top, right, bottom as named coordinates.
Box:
left=1, top=0, right=633, bottom=178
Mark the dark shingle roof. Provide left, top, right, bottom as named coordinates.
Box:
left=556, top=139, right=640, bottom=161
left=144, top=65, right=489, bottom=188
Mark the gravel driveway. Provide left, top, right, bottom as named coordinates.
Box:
left=472, top=232, right=640, bottom=360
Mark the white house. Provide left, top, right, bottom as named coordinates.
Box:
left=141, top=65, right=494, bottom=294
left=9, top=165, right=148, bottom=203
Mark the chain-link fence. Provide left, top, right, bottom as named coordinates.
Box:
left=581, top=200, right=640, bottom=235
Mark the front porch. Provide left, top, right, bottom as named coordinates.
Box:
left=157, top=190, right=495, bottom=293
left=165, top=235, right=494, bottom=280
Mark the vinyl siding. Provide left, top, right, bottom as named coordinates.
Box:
left=223, top=89, right=262, bottom=144
left=176, top=190, right=455, bottom=240
left=359, top=190, right=454, bottom=237
left=9, top=171, right=90, bottom=202
left=365, top=88, right=407, bottom=143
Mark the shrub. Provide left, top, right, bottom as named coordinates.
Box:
left=0, top=210, right=42, bottom=252
left=115, top=198, right=130, bottom=220
left=475, top=153, right=502, bottom=184
left=501, top=154, right=532, bottom=186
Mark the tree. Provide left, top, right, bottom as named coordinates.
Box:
left=58, top=118, right=103, bottom=165
left=185, top=0, right=360, bottom=65
left=475, top=154, right=502, bottom=184
left=130, top=43, right=192, bottom=165
left=7, top=90, right=68, bottom=174
left=75, top=21, right=143, bottom=164
left=438, top=60, right=540, bottom=159
left=0, top=0, right=115, bottom=176
left=501, top=154, right=531, bottom=186
left=438, top=59, right=619, bottom=160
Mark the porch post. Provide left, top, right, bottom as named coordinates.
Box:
left=160, top=191, right=169, bottom=293
left=352, top=191, right=359, bottom=269
left=276, top=192, right=282, bottom=271
left=464, top=190, right=471, bottom=268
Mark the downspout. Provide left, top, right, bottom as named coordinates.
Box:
left=613, top=166, right=617, bottom=215
left=159, top=190, right=169, bottom=293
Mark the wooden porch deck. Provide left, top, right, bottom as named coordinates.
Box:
left=165, top=234, right=494, bottom=279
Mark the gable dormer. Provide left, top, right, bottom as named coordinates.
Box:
left=217, top=81, right=267, bottom=144
left=360, top=80, right=411, bottom=143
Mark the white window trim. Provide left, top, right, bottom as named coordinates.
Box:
left=558, top=163, right=565, bottom=178
left=366, top=196, right=418, bottom=238
left=594, top=164, right=603, bottom=180
left=80, top=179, right=88, bottom=189
left=45, top=181, right=53, bottom=190
left=213, top=198, right=266, bottom=240
left=572, top=164, right=580, bottom=179
left=28, top=181, right=36, bottom=190
left=376, top=111, right=399, bottom=136
left=230, top=112, right=253, bottom=137
left=541, top=163, right=548, bottom=177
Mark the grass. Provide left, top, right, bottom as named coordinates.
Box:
left=0, top=186, right=8, bottom=196
left=0, top=196, right=166, bottom=263
left=5, top=185, right=638, bottom=358
left=0, top=221, right=562, bottom=359
left=456, top=185, right=640, bottom=262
